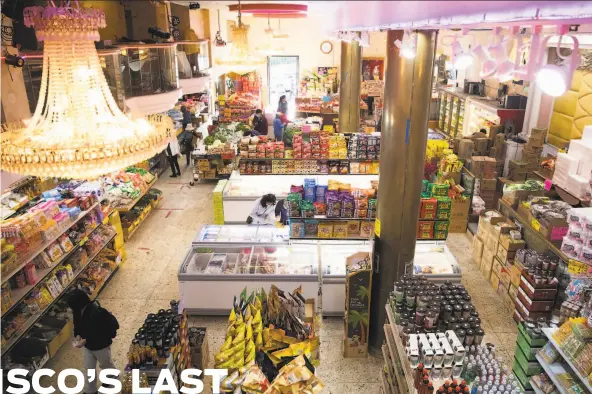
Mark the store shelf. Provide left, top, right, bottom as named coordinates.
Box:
left=1, top=201, right=100, bottom=286
left=498, top=198, right=569, bottom=262
left=290, top=216, right=375, bottom=222
left=530, top=378, right=545, bottom=394
left=89, top=264, right=120, bottom=301
left=380, top=370, right=391, bottom=394
left=239, top=158, right=378, bottom=162
left=2, top=223, right=103, bottom=317
left=541, top=327, right=592, bottom=392
left=116, top=176, right=158, bottom=213
left=381, top=344, right=396, bottom=393
left=123, top=197, right=162, bottom=241
left=535, top=354, right=570, bottom=394
left=1, top=230, right=116, bottom=357
left=384, top=304, right=414, bottom=394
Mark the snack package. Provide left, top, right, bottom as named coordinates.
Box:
left=317, top=223, right=333, bottom=238
left=333, top=223, right=348, bottom=239
left=290, top=222, right=305, bottom=238
left=59, top=234, right=74, bottom=253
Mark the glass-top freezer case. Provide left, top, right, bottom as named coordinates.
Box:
left=413, top=241, right=462, bottom=283
left=179, top=225, right=374, bottom=315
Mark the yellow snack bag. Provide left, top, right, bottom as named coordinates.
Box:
left=256, top=332, right=263, bottom=348
left=232, top=330, right=245, bottom=345
left=244, top=304, right=252, bottom=320
left=221, top=336, right=232, bottom=351
left=245, top=339, right=255, bottom=355
left=254, top=321, right=263, bottom=334
left=252, top=309, right=262, bottom=324
left=246, top=323, right=253, bottom=340
left=228, top=308, right=237, bottom=325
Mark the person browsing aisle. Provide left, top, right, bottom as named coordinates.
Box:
left=166, top=134, right=182, bottom=177
left=247, top=194, right=277, bottom=225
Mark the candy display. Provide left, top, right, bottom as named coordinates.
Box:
left=347, top=133, right=380, bottom=160
left=215, top=286, right=323, bottom=393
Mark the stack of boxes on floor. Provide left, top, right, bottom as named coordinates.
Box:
left=471, top=157, right=498, bottom=209
left=513, top=322, right=547, bottom=392
left=213, top=180, right=227, bottom=224
left=507, top=128, right=546, bottom=182
left=472, top=211, right=526, bottom=314
left=553, top=125, right=592, bottom=199
left=473, top=210, right=560, bottom=324
left=455, top=125, right=506, bottom=211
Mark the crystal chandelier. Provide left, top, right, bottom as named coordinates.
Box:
left=1, top=3, right=171, bottom=179
left=215, top=0, right=265, bottom=73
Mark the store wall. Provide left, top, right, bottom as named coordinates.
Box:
left=209, top=7, right=386, bottom=108
left=190, top=9, right=211, bottom=39
left=85, top=1, right=126, bottom=42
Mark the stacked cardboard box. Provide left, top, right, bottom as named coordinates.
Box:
left=508, top=160, right=528, bottom=182
left=457, top=139, right=474, bottom=160
left=514, top=272, right=557, bottom=323
left=521, top=128, right=545, bottom=175
left=473, top=137, right=490, bottom=156
left=472, top=156, right=497, bottom=178
left=475, top=212, right=506, bottom=281
left=478, top=178, right=498, bottom=209
left=449, top=197, right=470, bottom=233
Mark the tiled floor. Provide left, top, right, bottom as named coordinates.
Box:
left=45, top=166, right=517, bottom=393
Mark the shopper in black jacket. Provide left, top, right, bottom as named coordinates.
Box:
left=68, top=289, right=119, bottom=394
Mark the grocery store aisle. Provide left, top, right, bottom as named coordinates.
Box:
left=447, top=232, right=518, bottom=365
left=45, top=166, right=514, bottom=392
left=46, top=167, right=217, bottom=380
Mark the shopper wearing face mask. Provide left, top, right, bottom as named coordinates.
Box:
left=246, top=193, right=277, bottom=224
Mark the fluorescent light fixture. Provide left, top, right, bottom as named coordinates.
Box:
left=394, top=29, right=416, bottom=59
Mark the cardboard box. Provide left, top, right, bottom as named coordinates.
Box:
left=492, top=257, right=504, bottom=277
left=490, top=270, right=500, bottom=290
left=517, top=287, right=555, bottom=312
left=519, top=275, right=557, bottom=301
left=510, top=264, right=523, bottom=287
left=344, top=252, right=372, bottom=358
left=448, top=219, right=468, bottom=233
left=496, top=243, right=517, bottom=264
left=480, top=178, right=498, bottom=191
left=538, top=217, right=569, bottom=244
left=472, top=236, right=484, bottom=265
left=514, top=297, right=551, bottom=320
left=190, top=327, right=210, bottom=370
left=509, top=284, right=519, bottom=301
left=450, top=198, right=470, bottom=220
left=514, top=345, right=544, bottom=375
left=485, top=232, right=499, bottom=253
left=499, top=269, right=512, bottom=291
left=499, top=234, right=526, bottom=252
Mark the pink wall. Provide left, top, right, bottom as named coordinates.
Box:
left=330, top=1, right=592, bottom=31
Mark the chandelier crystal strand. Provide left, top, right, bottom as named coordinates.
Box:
left=1, top=3, right=171, bottom=179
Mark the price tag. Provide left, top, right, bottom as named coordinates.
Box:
left=531, top=218, right=541, bottom=231
left=544, top=179, right=553, bottom=191
left=375, top=218, right=381, bottom=237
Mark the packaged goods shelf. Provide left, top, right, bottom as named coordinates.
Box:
left=1, top=229, right=117, bottom=357
left=529, top=378, right=545, bottom=394
left=123, top=197, right=162, bottom=241
left=541, top=327, right=592, bottom=392
left=498, top=199, right=570, bottom=262
left=1, top=201, right=100, bottom=286
left=2, top=222, right=104, bottom=317
left=115, top=175, right=158, bottom=213
left=535, top=354, right=570, bottom=394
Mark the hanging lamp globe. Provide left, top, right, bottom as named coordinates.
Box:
left=1, top=4, right=172, bottom=179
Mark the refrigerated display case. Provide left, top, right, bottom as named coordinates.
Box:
left=178, top=225, right=462, bottom=315
left=413, top=241, right=462, bottom=283
left=437, top=88, right=467, bottom=138
left=221, top=172, right=379, bottom=223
